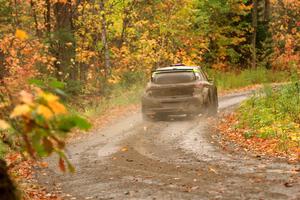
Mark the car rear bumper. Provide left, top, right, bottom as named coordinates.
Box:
left=142, top=95, right=205, bottom=115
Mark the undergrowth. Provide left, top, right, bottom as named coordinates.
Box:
left=208, top=68, right=290, bottom=90
left=237, top=81, right=300, bottom=152
left=81, top=84, right=144, bottom=117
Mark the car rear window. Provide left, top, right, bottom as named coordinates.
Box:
left=153, top=72, right=196, bottom=84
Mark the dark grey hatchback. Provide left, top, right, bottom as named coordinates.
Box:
left=141, top=64, right=218, bottom=120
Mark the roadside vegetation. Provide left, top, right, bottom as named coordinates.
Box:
left=208, top=68, right=290, bottom=91
left=240, top=81, right=300, bottom=155
left=219, top=79, right=300, bottom=160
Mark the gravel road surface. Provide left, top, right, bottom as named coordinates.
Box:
left=37, top=92, right=300, bottom=200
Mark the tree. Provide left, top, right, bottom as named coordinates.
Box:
left=194, top=0, right=252, bottom=70
left=252, top=0, right=258, bottom=68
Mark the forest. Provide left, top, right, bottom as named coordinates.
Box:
left=0, top=0, right=299, bottom=199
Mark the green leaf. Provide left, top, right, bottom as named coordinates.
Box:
left=57, top=117, right=77, bottom=133
left=49, top=79, right=65, bottom=89
left=57, top=115, right=91, bottom=132
left=72, top=115, right=91, bottom=130
left=28, top=79, right=44, bottom=87
left=32, top=132, right=47, bottom=157
left=54, top=88, right=67, bottom=97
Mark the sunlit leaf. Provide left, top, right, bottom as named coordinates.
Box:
left=15, top=29, right=28, bottom=40
left=48, top=101, right=67, bottom=115
left=10, top=104, right=31, bottom=118
left=40, top=92, right=59, bottom=102
left=37, top=105, right=53, bottom=119
left=0, top=120, right=10, bottom=130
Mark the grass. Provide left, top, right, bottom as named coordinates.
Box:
left=78, top=84, right=145, bottom=118
left=207, top=68, right=290, bottom=91
left=237, top=81, right=300, bottom=152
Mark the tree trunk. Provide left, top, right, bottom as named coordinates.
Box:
left=45, top=0, right=51, bottom=33
left=264, top=0, right=270, bottom=22
left=30, top=0, right=41, bottom=37
left=99, top=0, right=111, bottom=76
left=0, top=50, right=6, bottom=81
left=53, top=0, right=77, bottom=80
left=0, top=159, right=19, bottom=200
left=251, top=0, right=258, bottom=68
left=13, top=0, right=20, bottom=27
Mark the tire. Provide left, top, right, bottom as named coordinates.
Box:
left=205, top=91, right=218, bottom=117
left=154, top=113, right=168, bottom=121
left=142, top=112, right=153, bottom=121
left=186, top=113, right=196, bottom=120
left=142, top=106, right=153, bottom=121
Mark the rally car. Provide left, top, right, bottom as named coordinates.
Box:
left=141, top=64, right=218, bottom=120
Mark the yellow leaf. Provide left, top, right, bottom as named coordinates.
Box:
left=15, top=29, right=28, bottom=40
left=0, top=119, right=10, bottom=130
left=48, top=101, right=67, bottom=115
left=40, top=92, right=59, bottom=103
left=37, top=105, right=53, bottom=119
left=10, top=104, right=31, bottom=118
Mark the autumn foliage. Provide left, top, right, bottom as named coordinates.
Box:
left=0, top=0, right=299, bottom=198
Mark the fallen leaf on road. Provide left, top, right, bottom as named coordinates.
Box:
left=39, top=161, right=49, bottom=168
left=121, top=147, right=128, bottom=152
left=284, top=182, right=293, bottom=187
left=209, top=167, right=218, bottom=174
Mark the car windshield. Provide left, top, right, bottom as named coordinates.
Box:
left=153, top=72, right=196, bottom=84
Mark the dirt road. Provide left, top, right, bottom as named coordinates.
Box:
left=37, top=92, right=300, bottom=200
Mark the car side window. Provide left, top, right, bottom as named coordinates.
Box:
left=195, top=72, right=205, bottom=81
left=199, top=70, right=208, bottom=81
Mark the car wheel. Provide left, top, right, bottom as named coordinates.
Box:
left=142, top=106, right=153, bottom=121
left=205, top=92, right=218, bottom=116
left=186, top=113, right=196, bottom=120
left=154, top=113, right=168, bottom=121
left=142, top=112, right=153, bottom=121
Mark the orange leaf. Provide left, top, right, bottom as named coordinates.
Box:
left=121, top=147, right=128, bottom=152
left=48, top=101, right=67, bottom=115
left=15, top=29, right=28, bottom=40
left=37, top=105, right=53, bottom=119
left=59, top=158, right=66, bottom=172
